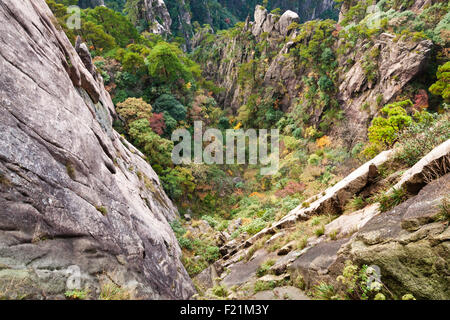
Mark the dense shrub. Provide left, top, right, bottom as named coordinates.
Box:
left=429, top=61, right=450, bottom=103
left=367, top=100, right=413, bottom=147
left=153, top=94, right=187, bottom=122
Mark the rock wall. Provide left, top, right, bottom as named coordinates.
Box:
left=143, top=0, right=173, bottom=35
left=0, top=0, right=195, bottom=299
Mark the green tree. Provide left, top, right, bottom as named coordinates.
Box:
left=128, top=119, right=174, bottom=169
left=153, top=94, right=187, bottom=121
left=161, top=167, right=196, bottom=201
left=79, top=21, right=117, bottom=52
left=429, top=61, right=450, bottom=103
left=122, top=52, right=146, bottom=74
left=147, top=43, right=192, bottom=86
left=368, top=100, right=413, bottom=147
left=116, top=97, right=152, bottom=126
left=86, top=6, right=139, bottom=47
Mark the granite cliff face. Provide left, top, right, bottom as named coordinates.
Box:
left=0, top=0, right=195, bottom=299
left=143, top=0, right=173, bottom=35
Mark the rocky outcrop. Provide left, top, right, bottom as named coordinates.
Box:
left=278, top=10, right=300, bottom=36
left=0, top=0, right=195, bottom=299
left=251, top=5, right=300, bottom=37
left=340, top=174, right=449, bottom=299
left=287, top=144, right=450, bottom=299
left=143, top=0, right=173, bottom=35
left=390, top=139, right=450, bottom=194
left=338, top=33, right=433, bottom=138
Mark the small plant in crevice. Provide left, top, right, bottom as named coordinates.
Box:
left=65, top=289, right=89, bottom=300
left=297, top=237, right=308, bottom=250
left=437, top=196, right=450, bottom=222
left=99, top=282, right=132, bottom=300
left=348, top=196, right=366, bottom=211
left=212, top=285, right=228, bottom=298
left=254, top=280, right=276, bottom=293
left=311, top=283, right=337, bottom=300
left=293, top=274, right=306, bottom=290
left=95, top=205, right=108, bottom=216
left=256, top=259, right=276, bottom=278
left=378, top=187, right=409, bottom=212
left=310, top=217, right=321, bottom=226
left=315, top=225, right=325, bottom=237
left=329, top=229, right=338, bottom=240
left=66, top=162, right=76, bottom=180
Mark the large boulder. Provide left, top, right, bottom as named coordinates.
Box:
left=391, top=139, right=450, bottom=194
left=0, top=0, right=195, bottom=299
left=252, top=5, right=268, bottom=37
left=341, top=174, right=450, bottom=299
left=278, top=10, right=299, bottom=36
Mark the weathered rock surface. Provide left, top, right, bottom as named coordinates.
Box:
left=0, top=0, right=194, bottom=299
left=325, top=204, right=380, bottom=239
left=338, top=33, right=433, bottom=138
left=391, top=139, right=450, bottom=194
left=143, top=0, right=173, bottom=35
left=341, top=174, right=450, bottom=299
left=289, top=239, right=349, bottom=288
left=249, top=286, right=309, bottom=300
left=221, top=249, right=277, bottom=287
left=278, top=10, right=300, bottom=36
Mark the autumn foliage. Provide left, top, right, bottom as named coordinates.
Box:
left=275, top=181, right=306, bottom=197
left=149, top=113, right=166, bottom=135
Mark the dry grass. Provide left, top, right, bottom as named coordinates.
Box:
left=99, top=281, right=133, bottom=300
left=0, top=276, right=30, bottom=300
left=0, top=173, right=11, bottom=186
left=422, top=155, right=450, bottom=184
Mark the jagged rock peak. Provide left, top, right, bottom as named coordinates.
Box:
left=251, top=5, right=300, bottom=37
left=143, top=0, right=172, bottom=35
left=279, top=10, right=300, bottom=36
